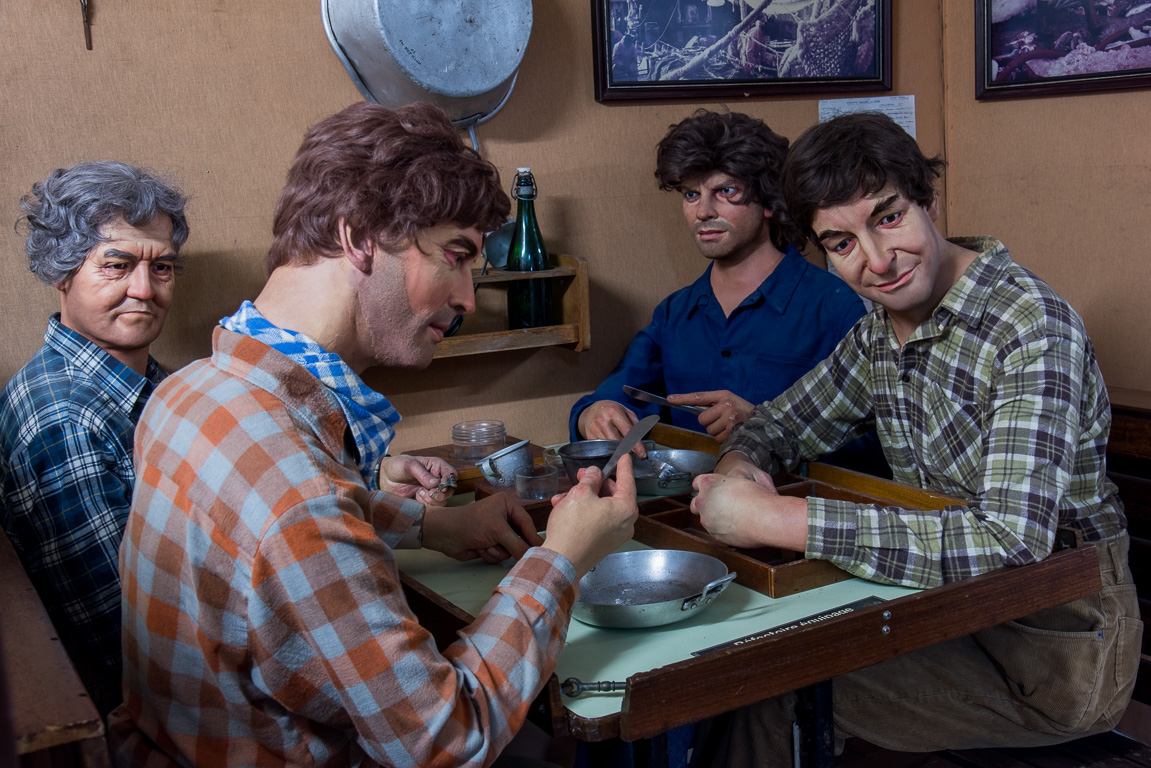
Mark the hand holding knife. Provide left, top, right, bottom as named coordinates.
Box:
left=623, top=385, right=706, bottom=415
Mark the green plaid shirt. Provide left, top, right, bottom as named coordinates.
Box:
left=725, top=237, right=1124, bottom=589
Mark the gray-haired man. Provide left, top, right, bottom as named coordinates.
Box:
left=0, top=161, right=189, bottom=715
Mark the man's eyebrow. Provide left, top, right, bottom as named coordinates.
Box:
left=101, top=248, right=178, bottom=260
left=816, top=194, right=903, bottom=243
left=870, top=194, right=901, bottom=218
left=445, top=236, right=479, bottom=257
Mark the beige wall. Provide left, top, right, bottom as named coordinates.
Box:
left=5, top=0, right=1136, bottom=455
left=939, top=0, right=1151, bottom=408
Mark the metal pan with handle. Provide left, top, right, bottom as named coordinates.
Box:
left=573, top=549, right=736, bottom=629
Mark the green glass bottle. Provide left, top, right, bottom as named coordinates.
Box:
left=505, top=167, right=559, bottom=329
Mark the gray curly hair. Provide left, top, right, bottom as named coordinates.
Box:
left=18, top=161, right=190, bottom=286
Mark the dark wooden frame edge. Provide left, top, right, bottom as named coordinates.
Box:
left=591, top=0, right=893, bottom=102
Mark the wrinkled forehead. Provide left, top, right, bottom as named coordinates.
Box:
left=89, top=215, right=179, bottom=261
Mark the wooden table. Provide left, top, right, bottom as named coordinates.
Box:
left=396, top=515, right=1100, bottom=740
left=0, top=530, right=109, bottom=767
left=400, top=428, right=1103, bottom=764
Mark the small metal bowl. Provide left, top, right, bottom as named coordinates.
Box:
left=633, top=449, right=718, bottom=497
left=557, top=439, right=618, bottom=483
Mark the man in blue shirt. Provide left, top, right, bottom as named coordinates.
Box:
left=0, top=161, right=189, bottom=716
left=570, top=110, right=871, bottom=461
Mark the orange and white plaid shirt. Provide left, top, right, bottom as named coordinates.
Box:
left=111, top=327, right=578, bottom=767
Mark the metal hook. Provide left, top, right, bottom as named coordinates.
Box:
left=80, top=0, right=92, bottom=50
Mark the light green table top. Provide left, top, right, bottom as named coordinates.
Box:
left=394, top=540, right=917, bottom=722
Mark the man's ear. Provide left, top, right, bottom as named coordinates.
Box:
left=927, top=192, right=941, bottom=223
left=338, top=218, right=375, bottom=274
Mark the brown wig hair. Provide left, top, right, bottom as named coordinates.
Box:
left=653, top=109, right=803, bottom=249
left=782, top=111, right=946, bottom=249
left=267, top=101, right=510, bottom=272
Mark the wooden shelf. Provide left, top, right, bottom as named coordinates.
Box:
left=433, top=253, right=590, bottom=359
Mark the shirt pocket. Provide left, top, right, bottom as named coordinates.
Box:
left=918, top=381, right=983, bottom=486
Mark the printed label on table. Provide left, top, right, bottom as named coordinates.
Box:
left=691, top=596, right=886, bottom=657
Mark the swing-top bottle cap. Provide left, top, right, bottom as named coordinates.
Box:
left=516, top=167, right=531, bottom=173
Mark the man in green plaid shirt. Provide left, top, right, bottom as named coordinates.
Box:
left=692, top=112, right=1140, bottom=766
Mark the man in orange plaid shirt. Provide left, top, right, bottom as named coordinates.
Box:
left=111, top=102, right=638, bottom=768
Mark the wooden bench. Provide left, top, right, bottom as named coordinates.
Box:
left=0, top=529, right=110, bottom=767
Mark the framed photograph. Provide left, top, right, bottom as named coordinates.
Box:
left=976, top=1, right=1151, bottom=99
left=591, top=0, right=892, bottom=102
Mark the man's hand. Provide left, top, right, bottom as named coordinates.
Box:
left=542, top=456, right=639, bottom=578
left=379, top=454, right=457, bottom=506
left=667, top=390, right=754, bottom=443
left=690, top=472, right=807, bottom=552
left=422, top=494, right=544, bottom=563
left=577, top=400, right=647, bottom=459
left=714, top=450, right=774, bottom=485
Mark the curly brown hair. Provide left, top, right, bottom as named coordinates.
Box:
left=782, top=112, right=945, bottom=250
left=267, top=101, right=510, bottom=273
left=654, top=109, right=804, bottom=249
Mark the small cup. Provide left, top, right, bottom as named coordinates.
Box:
left=514, top=464, right=559, bottom=500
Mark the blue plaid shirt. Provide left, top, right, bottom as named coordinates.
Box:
left=0, top=314, right=165, bottom=715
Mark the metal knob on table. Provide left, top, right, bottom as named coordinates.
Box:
left=561, top=677, right=627, bottom=698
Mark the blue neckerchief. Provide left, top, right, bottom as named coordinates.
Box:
left=221, top=301, right=399, bottom=484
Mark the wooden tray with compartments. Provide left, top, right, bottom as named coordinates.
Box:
left=479, top=469, right=929, bottom=597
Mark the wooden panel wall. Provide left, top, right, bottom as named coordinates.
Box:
left=939, top=1, right=1151, bottom=408
left=0, top=0, right=943, bottom=451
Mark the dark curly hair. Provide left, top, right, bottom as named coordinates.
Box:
left=782, top=111, right=945, bottom=250
left=654, top=109, right=803, bottom=249
left=268, top=101, right=510, bottom=273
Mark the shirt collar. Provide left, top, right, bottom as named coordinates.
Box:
left=219, top=302, right=399, bottom=483
left=932, top=237, right=1009, bottom=332
left=210, top=326, right=353, bottom=463
left=43, top=313, right=165, bottom=416
left=686, top=245, right=806, bottom=317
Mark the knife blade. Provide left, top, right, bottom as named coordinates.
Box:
left=623, top=385, right=706, bottom=415
left=601, top=414, right=660, bottom=480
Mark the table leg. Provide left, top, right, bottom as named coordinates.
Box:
left=794, top=680, right=834, bottom=768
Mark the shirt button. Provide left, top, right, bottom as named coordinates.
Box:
left=901, top=373, right=911, bottom=383
left=721, top=349, right=732, bottom=358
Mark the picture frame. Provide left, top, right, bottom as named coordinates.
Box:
left=976, top=1, right=1151, bottom=100
left=591, top=0, right=892, bottom=102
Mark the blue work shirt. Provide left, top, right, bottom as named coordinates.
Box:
left=0, top=314, right=165, bottom=716
left=570, top=247, right=866, bottom=439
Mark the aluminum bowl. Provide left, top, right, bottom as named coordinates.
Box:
left=632, top=449, right=718, bottom=497
left=557, top=439, right=618, bottom=483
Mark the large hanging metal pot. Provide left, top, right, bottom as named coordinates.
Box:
left=573, top=550, right=736, bottom=629
left=321, top=0, right=532, bottom=127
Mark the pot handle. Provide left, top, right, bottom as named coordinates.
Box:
left=477, top=455, right=501, bottom=483
left=681, top=572, right=736, bottom=611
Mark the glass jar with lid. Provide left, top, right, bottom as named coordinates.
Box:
left=451, top=420, right=507, bottom=461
